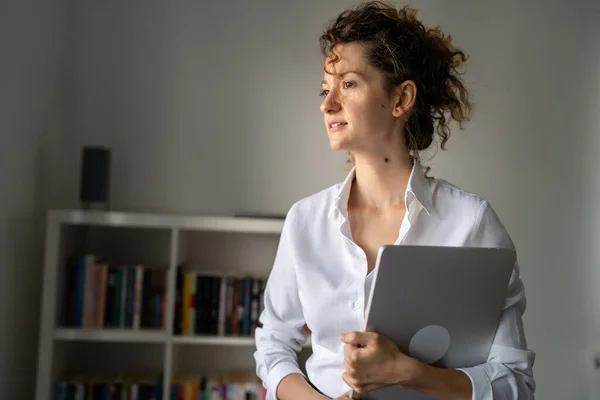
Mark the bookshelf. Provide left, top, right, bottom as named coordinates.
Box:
left=35, top=209, right=312, bottom=400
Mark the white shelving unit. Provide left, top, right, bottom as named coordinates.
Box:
left=35, top=209, right=311, bottom=400
left=53, top=328, right=167, bottom=343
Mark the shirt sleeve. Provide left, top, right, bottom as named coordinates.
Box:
left=457, top=200, right=536, bottom=400
left=253, top=204, right=308, bottom=400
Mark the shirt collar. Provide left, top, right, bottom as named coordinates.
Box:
left=328, top=160, right=432, bottom=220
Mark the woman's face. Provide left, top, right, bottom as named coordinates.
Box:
left=320, top=42, right=406, bottom=156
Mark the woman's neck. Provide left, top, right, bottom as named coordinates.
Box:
left=349, top=152, right=414, bottom=212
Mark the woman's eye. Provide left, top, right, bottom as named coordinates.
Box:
left=342, top=81, right=354, bottom=89
left=319, top=89, right=330, bottom=97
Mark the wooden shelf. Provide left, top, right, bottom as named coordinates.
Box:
left=53, top=328, right=167, bottom=343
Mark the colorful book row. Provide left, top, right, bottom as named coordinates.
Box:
left=63, top=254, right=167, bottom=329
left=171, top=372, right=265, bottom=400
left=54, top=373, right=162, bottom=400
left=173, top=270, right=266, bottom=336
left=54, top=372, right=267, bottom=400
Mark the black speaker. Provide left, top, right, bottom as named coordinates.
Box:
left=79, top=146, right=111, bottom=209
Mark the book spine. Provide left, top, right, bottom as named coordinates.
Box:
left=133, top=265, right=143, bottom=329
left=195, top=274, right=206, bottom=335
left=230, top=278, right=239, bottom=336
left=189, top=271, right=196, bottom=335
left=113, top=267, right=123, bottom=328
left=236, top=279, right=244, bottom=336
left=218, top=276, right=227, bottom=336
left=74, top=255, right=85, bottom=327
left=63, top=257, right=75, bottom=326
left=225, top=277, right=233, bottom=335
left=182, top=272, right=191, bottom=335
left=243, top=277, right=252, bottom=335
left=119, top=267, right=128, bottom=328
left=194, top=274, right=202, bottom=335
left=82, top=255, right=96, bottom=328
left=174, top=269, right=183, bottom=334
left=250, top=278, right=260, bottom=336
left=125, top=267, right=136, bottom=328
left=96, top=263, right=108, bottom=328
left=141, top=268, right=153, bottom=328
left=104, top=266, right=116, bottom=328
left=154, top=292, right=161, bottom=328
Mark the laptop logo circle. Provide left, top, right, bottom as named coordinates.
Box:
left=408, top=325, right=451, bottom=364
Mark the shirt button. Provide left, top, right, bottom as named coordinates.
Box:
left=354, top=301, right=362, bottom=309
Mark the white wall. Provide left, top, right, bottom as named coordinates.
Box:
left=61, top=0, right=352, bottom=216
left=0, top=0, right=67, bottom=398
left=32, top=0, right=600, bottom=399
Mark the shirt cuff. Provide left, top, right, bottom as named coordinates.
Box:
left=456, top=366, right=493, bottom=400
left=266, top=361, right=305, bottom=400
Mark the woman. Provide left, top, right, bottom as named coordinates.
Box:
left=254, top=1, right=535, bottom=399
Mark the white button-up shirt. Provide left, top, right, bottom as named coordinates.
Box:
left=254, top=162, right=536, bottom=400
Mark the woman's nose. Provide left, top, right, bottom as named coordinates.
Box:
left=320, top=89, right=341, bottom=114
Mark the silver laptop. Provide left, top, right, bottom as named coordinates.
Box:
left=359, top=245, right=515, bottom=400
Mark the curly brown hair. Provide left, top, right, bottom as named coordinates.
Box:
left=320, top=1, right=472, bottom=166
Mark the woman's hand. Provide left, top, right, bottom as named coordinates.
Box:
left=340, top=331, right=423, bottom=397
left=332, top=390, right=351, bottom=400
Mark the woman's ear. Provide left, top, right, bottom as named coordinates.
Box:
left=392, top=80, right=417, bottom=118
